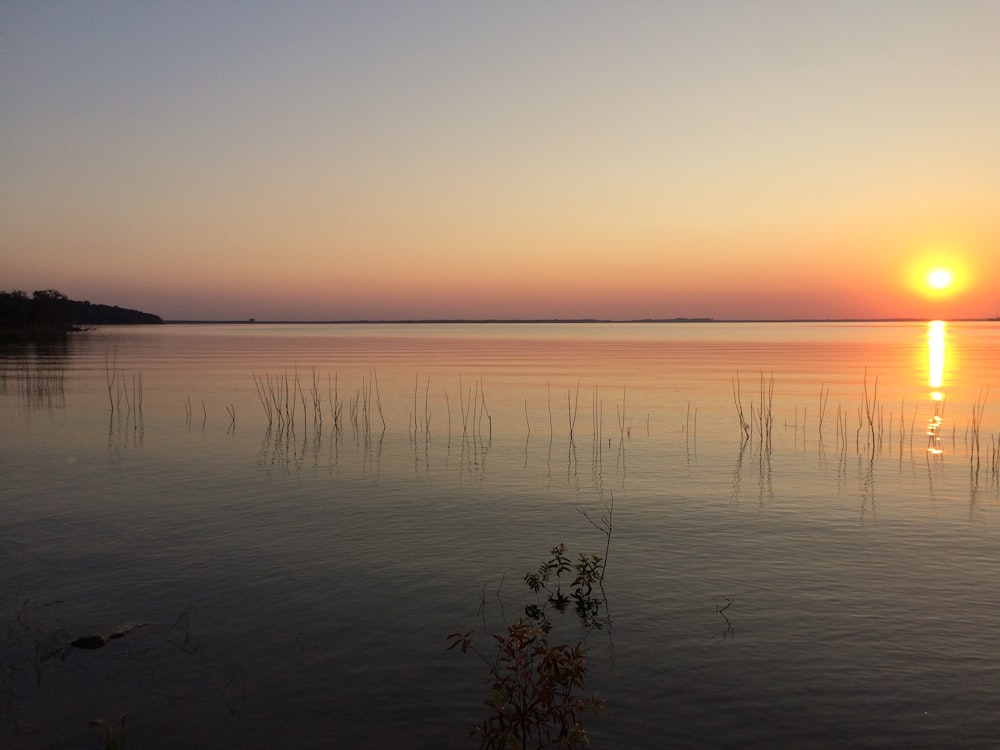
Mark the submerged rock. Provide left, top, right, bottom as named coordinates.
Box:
left=70, top=622, right=149, bottom=650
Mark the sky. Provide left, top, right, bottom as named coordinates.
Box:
left=2, top=1, right=998, bottom=321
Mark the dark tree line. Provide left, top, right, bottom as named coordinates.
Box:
left=0, top=289, right=162, bottom=340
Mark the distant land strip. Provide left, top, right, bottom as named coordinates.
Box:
left=165, top=317, right=999, bottom=324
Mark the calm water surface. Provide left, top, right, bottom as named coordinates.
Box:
left=2, top=322, right=1000, bottom=748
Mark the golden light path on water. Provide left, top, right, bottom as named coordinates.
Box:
left=926, top=320, right=946, bottom=454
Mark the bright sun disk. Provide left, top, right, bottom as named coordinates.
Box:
left=927, top=268, right=953, bottom=290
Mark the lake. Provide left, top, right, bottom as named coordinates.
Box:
left=2, top=321, right=999, bottom=748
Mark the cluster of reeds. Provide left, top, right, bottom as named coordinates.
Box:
left=10, top=363, right=66, bottom=410
left=743, top=367, right=999, bottom=470
left=988, top=433, right=1000, bottom=482
left=104, top=351, right=143, bottom=430
left=685, top=400, right=697, bottom=453
left=459, top=375, right=491, bottom=440
left=253, top=368, right=385, bottom=443
left=183, top=395, right=206, bottom=429
left=970, top=388, right=989, bottom=472
left=180, top=397, right=236, bottom=432
left=732, top=372, right=774, bottom=452
left=410, top=374, right=433, bottom=441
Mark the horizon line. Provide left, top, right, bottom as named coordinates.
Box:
left=161, top=316, right=1000, bottom=325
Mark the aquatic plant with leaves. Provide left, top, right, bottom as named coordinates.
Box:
left=448, top=619, right=605, bottom=749
left=523, top=544, right=606, bottom=632
left=448, top=542, right=610, bottom=748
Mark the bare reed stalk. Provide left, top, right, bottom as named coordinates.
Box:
left=121, top=371, right=132, bottom=417
left=135, top=371, right=143, bottom=417
left=616, top=385, right=626, bottom=441
left=459, top=375, right=470, bottom=436
left=411, top=375, right=419, bottom=439
left=445, top=389, right=452, bottom=443
left=253, top=373, right=274, bottom=427
left=470, top=378, right=479, bottom=438
left=579, top=490, right=614, bottom=582
left=311, top=368, right=322, bottom=428
left=525, top=398, right=531, bottom=437
left=878, top=404, right=885, bottom=449
left=349, top=389, right=360, bottom=433
left=361, top=376, right=371, bottom=437
left=282, top=370, right=291, bottom=429
left=591, top=385, right=599, bottom=448
left=860, top=367, right=878, bottom=455
left=818, top=385, right=830, bottom=440
left=373, top=370, right=386, bottom=432
left=732, top=373, right=750, bottom=440
left=329, top=373, right=343, bottom=433
left=547, top=382, right=553, bottom=440
left=274, top=373, right=288, bottom=432
left=424, top=375, right=431, bottom=437
left=105, top=350, right=117, bottom=414
left=296, top=368, right=307, bottom=432
left=478, top=377, right=491, bottom=439
left=971, top=387, right=989, bottom=467
left=567, top=381, right=580, bottom=441
left=754, top=372, right=773, bottom=451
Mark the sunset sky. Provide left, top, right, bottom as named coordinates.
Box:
left=2, top=2, right=998, bottom=321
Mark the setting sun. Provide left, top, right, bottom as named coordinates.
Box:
left=908, top=251, right=970, bottom=302
left=927, top=268, right=954, bottom=290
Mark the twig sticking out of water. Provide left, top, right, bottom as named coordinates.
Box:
left=732, top=373, right=750, bottom=441
left=971, top=387, right=989, bottom=469
left=548, top=382, right=553, bottom=441
left=373, top=369, right=386, bottom=433
left=477, top=377, right=491, bottom=440
left=861, top=367, right=878, bottom=456
left=459, top=375, right=469, bottom=437
left=568, top=381, right=580, bottom=441
left=105, top=350, right=117, bottom=414
left=579, top=490, right=614, bottom=582
left=615, top=385, right=628, bottom=442
left=310, top=368, right=323, bottom=429
left=329, top=373, right=343, bottom=433
left=818, top=384, right=830, bottom=441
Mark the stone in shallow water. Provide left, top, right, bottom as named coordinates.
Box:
left=70, top=622, right=149, bottom=650
left=70, top=634, right=107, bottom=649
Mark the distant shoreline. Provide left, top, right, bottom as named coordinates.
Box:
left=162, top=317, right=999, bottom=325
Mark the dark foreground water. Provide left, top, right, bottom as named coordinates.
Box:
left=2, top=322, right=999, bottom=748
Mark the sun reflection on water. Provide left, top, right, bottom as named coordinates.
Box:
left=926, top=321, right=946, bottom=454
